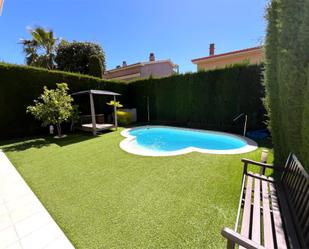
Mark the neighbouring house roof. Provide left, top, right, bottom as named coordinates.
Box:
left=106, top=59, right=177, bottom=73
left=191, top=46, right=263, bottom=64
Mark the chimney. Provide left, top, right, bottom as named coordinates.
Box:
left=149, top=52, right=155, bottom=62
left=209, top=43, right=215, bottom=56
left=116, top=65, right=121, bottom=69
left=122, top=61, right=127, bottom=67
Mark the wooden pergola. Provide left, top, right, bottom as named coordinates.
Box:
left=71, top=89, right=121, bottom=135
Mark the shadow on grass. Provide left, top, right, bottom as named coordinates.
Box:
left=0, top=132, right=102, bottom=152
left=49, top=132, right=98, bottom=147
left=0, top=139, right=51, bottom=152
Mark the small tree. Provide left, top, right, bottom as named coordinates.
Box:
left=27, top=83, right=73, bottom=137
left=88, top=55, right=103, bottom=78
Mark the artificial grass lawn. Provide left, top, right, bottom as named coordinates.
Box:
left=0, top=129, right=273, bottom=249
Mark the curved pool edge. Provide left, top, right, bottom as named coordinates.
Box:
left=120, top=125, right=258, bottom=157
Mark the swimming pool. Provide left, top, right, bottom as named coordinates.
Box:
left=120, top=126, right=257, bottom=156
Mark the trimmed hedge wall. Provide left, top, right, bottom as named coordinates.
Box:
left=129, top=64, right=266, bottom=133
left=264, top=0, right=309, bottom=169
left=0, top=63, right=265, bottom=140
left=0, top=63, right=127, bottom=139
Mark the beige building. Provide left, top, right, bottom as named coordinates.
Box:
left=105, top=53, right=179, bottom=81
left=192, top=44, right=264, bottom=71
left=0, top=0, right=4, bottom=15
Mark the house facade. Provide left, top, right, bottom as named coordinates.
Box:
left=104, top=53, right=179, bottom=81
left=0, top=0, right=4, bottom=15
left=191, top=44, right=264, bottom=71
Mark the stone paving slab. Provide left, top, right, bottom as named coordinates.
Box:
left=0, top=151, right=75, bottom=249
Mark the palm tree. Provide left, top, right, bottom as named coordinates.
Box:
left=21, top=39, right=38, bottom=66
left=20, top=27, right=58, bottom=69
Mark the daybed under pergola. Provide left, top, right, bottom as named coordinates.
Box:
left=71, top=89, right=121, bottom=135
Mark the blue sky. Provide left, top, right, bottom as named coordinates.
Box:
left=0, top=0, right=267, bottom=72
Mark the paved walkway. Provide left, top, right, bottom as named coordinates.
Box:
left=0, top=151, right=75, bottom=249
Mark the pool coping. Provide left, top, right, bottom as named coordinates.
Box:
left=120, top=125, right=258, bottom=157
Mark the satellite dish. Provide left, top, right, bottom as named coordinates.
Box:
left=0, top=0, right=4, bottom=16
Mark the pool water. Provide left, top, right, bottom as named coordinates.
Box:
left=129, top=127, right=247, bottom=152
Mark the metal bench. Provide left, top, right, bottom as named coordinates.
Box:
left=221, top=154, right=309, bottom=249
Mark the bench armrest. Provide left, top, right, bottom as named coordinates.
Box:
left=221, top=227, right=266, bottom=249
left=241, top=158, right=274, bottom=168
left=241, top=158, right=277, bottom=175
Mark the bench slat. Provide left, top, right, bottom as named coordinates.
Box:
left=268, top=180, right=288, bottom=249
left=234, top=175, right=247, bottom=231
left=293, top=177, right=307, bottom=211
left=281, top=154, right=309, bottom=248
left=299, top=191, right=309, bottom=227
left=289, top=168, right=303, bottom=202
left=252, top=174, right=261, bottom=244
left=275, top=183, right=301, bottom=249
left=284, top=160, right=297, bottom=187
left=240, top=175, right=253, bottom=249
left=261, top=175, right=274, bottom=249
left=300, top=194, right=309, bottom=247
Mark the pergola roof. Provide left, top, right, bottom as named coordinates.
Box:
left=71, top=89, right=121, bottom=96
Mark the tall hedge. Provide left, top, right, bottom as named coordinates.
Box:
left=0, top=63, right=127, bottom=139
left=129, top=64, right=266, bottom=133
left=0, top=63, right=265, bottom=141
left=264, top=0, right=309, bottom=168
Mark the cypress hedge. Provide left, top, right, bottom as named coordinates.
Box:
left=0, top=63, right=265, bottom=140
left=129, top=64, right=266, bottom=133
left=264, top=0, right=309, bottom=169
left=0, top=63, right=127, bottom=139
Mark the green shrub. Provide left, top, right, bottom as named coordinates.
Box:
left=117, top=111, right=132, bottom=126
left=264, top=0, right=309, bottom=169
left=88, top=55, right=103, bottom=78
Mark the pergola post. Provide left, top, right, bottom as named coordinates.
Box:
left=89, top=93, right=97, bottom=135
left=113, top=95, right=118, bottom=130
left=72, top=90, right=121, bottom=134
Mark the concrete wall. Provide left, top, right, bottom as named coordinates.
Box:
left=141, top=62, right=174, bottom=78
